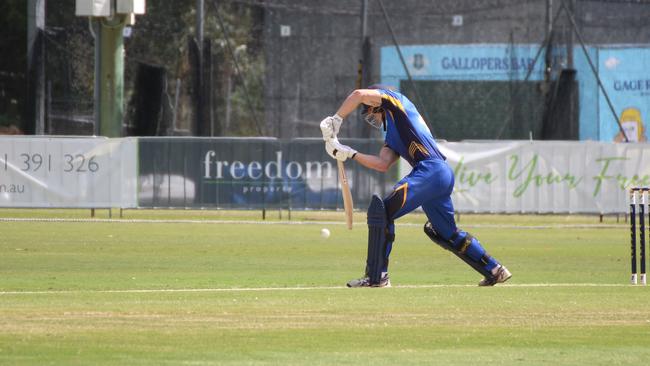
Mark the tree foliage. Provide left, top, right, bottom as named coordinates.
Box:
left=4, top=0, right=265, bottom=135
left=124, top=0, right=266, bottom=136
left=0, top=0, right=27, bottom=127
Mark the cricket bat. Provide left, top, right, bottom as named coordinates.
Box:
left=337, top=160, right=354, bottom=229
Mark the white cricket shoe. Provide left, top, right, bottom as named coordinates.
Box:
left=346, top=273, right=391, bottom=288
left=478, top=265, right=512, bottom=286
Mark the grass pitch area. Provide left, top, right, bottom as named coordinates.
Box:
left=1, top=210, right=648, bottom=365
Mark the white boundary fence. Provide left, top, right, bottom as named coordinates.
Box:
left=400, top=141, right=650, bottom=214
left=0, top=136, right=138, bottom=208
left=1, top=137, right=649, bottom=213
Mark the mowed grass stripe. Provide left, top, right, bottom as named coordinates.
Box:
left=0, top=283, right=633, bottom=295
left=0, top=216, right=624, bottom=229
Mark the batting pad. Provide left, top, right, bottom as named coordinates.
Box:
left=424, top=221, right=494, bottom=279
left=366, top=195, right=388, bottom=285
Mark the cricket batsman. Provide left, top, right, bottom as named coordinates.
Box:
left=320, top=85, right=511, bottom=287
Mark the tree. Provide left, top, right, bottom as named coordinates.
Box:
left=0, top=0, right=27, bottom=129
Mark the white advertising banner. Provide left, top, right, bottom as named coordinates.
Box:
left=0, top=137, right=138, bottom=208
left=401, top=141, right=650, bottom=214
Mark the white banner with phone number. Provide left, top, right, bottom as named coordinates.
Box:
left=400, top=141, right=650, bottom=214
left=0, top=137, right=137, bottom=208
left=3, top=137, right=649, bottom=212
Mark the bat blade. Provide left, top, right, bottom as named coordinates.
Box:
left=337, top=160, right=354, bottom=230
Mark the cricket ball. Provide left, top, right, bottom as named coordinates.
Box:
left=320, top=228, right=331, bottom=239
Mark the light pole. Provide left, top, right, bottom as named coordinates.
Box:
left=76, top=0, right=145, bottom=137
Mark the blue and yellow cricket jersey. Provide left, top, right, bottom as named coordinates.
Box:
left=377, top=89, right=445, bottom=166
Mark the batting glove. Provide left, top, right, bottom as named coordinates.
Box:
left=325, top=138, right=357, bottom=162
left=319, top=114, right=343, bottom=141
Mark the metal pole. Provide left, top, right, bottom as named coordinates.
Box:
left=356, top=0, right=369, bottom=137
left=27, top=0, right=44, bottom=60
left=97, top=15, right=126, bottom=137
left=361, top=0, right=368, bottom=38
left=27, top=0, right=45, bottom=135
left=567, top=0, right=574, bottom=69
left=46, top=81, right=52, bottom=134
left=357, top=0, right=368, bottom=89
left=546, top=0, right=553, bottom=39
left=194, top=0, right=205, bottom=137
left=197, top=0, right=204, bottom=50
left=172, top=78, right=181, bottom=133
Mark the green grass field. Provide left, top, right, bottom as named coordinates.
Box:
left=1, top=210, right=649, bottom=365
